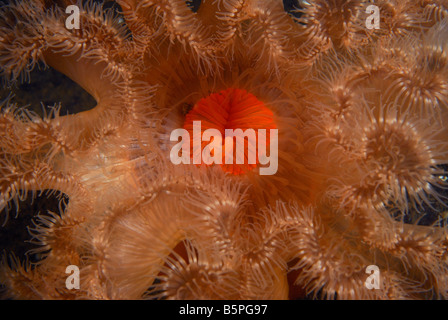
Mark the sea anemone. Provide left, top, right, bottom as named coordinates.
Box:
left=1, top=0, right=448, bottom=300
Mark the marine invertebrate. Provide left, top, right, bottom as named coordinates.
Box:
left=1, top=0, right=448, bottom=300
left=180, top=87, right=278, bottom=175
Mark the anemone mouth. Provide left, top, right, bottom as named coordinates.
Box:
left=182, top=88, right=277, bottom=175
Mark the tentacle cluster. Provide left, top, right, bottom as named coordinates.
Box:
left=1, top=0, right=448, bottom=300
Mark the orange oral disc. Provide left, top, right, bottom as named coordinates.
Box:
left=183, top=88, right=277, bottom=175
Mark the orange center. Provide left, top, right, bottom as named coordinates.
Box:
left=183, top=88, right=277, bottom=175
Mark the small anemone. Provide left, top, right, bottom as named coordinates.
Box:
left=326, top=103, right=448, bottom=214
left=146, top=240, right=241, bottom=300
